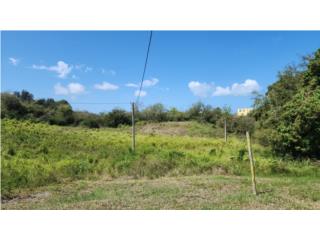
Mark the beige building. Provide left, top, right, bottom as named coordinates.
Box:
left=237, top=108, right=253, bottom=117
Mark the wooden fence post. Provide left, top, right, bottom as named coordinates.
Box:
left=246, top=131, right=257, bottom=195
left=224, top=118, right=227, bottom=142
left=131, top=102, right=136, bottom=152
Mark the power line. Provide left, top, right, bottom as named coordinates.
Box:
left=136, top=30, right=153, bottom=105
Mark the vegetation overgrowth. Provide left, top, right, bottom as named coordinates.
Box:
left=252, top=49, right=320, bottom=158
left=2, top=119, right=319, bottom=199
left=2, top=50, right=319, bottom=160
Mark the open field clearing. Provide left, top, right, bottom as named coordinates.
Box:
left=2, top=175, right=320, bottom=210
left=1, top=119, right=319, bottom=209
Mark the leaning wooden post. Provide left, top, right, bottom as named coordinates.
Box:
left=224, top=118, right=227, bottom=142
left=246, top=131, right=257, bottom=195
left=131, top=102, right=136, bottom=152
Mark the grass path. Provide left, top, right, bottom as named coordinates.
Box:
left=2, top=174, right=319, bottom=210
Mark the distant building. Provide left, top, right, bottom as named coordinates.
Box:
left=237, top=108, right=253, bottom=116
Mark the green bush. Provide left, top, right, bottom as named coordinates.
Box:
left=252, top=49, right=320, bottom=159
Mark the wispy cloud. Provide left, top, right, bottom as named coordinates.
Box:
left=54, top=82, right=85, bottom=95
left=75, top=64, right=93, bottom=73
left=126, top=78, right=159, bottom=97
left=94, top=81, right=119, bottom=91
left=9, top=57, right=20, bottom=66
left=101, top=68, right=116, bottom=76
left=33, top=61, right=72, bottom=78
left=75, top=64, right=84, bottom=70
left=125, top=78, right=159, bottom=89
left=125, top=83, right=139, bottom=88
left=109, top=69, right=116, bottom=76
left=71, top=74, right=78, bottom=79
left=134, top=90, right=147, bottom=97
left=143, top=78, right=159, bottom=87
left=84, top=66, right=93, bottom=73
left=188, top=79, right=260, bottom=98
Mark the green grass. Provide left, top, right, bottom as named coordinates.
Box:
left=2, top=175, right=319, bottom=209
left=1, top=119, right=319, bottom=209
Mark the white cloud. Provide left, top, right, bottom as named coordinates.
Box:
left=134, top=90, right=147, bottom=97
left=212, top=86, right=231, bottom=96
left=125, top=83, right=139, bottom=88
left=9, top=57, right=20, bottom=66
left=101, top=68, right=116, bottom=76
left=54, top=82, right=85, bottom=95
left=188, top=81, right=214, bottom=98
left=213, top=79, right=260, bottom=96
left=125, top=78, right=159, bottom=89
left=54, top=83, right=69, bottom=95
left=68, top=83, right=85, bottom=94
left=143, top=78, right=159, bottom=87
left=94, top=81, right=119, bottom=90
left=33, top=61, right=72, bottom=78
left=188, top=79, right=260, bottom=98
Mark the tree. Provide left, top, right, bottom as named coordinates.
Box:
left=253, top=49, right=320, bottom=158
left=74, top=111, right=100, bottom=128
left=186, top=102, right=204, bottom=121
left=1, top=93, right=27, bottom=119
left=205, top=107, right=223, bottom=125
left=20, top=90, right=34, bottom=102
left=105, top=109, right=131, bottom=127
left=141, top=103, right=168, bottom=122
left=230, top=116, right=255, bottom=134
left=13, top=90, right=34, bottom=102
left=267, top=66, right=303, bottom=108
left=272, top=88, right=320, bottom=158
left=48, top=102, right=74, bottom=125
left=167, top=107, right=185, bottom=121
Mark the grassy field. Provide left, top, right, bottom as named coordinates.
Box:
left=1, top=119, right=319, bottom=209
left=2, top=175, right=320, bottom=210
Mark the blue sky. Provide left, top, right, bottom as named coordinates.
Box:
left=2, top=31, right=320, bottom=113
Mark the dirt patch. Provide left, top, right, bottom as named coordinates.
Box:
left=2, top=191, right=51, bottom=205
left=138, top=122, right=190, bottom=136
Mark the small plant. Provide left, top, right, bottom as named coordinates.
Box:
left=237, top=149, right=246, bottom=161
left=7, top=147, right=16, bottom=156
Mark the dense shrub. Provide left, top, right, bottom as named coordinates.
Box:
left=271, top=88, right=320, bottom=158
left=229, top=116, right=255, bottom=134
left=1, top=93, right=27, bottom=119
left=139, top=103, right=168, bottom=122
left=104, top=109, right=131, bottom=127
left=252, top=49, right=320, bottom=158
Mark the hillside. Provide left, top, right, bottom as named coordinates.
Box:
left=1, top=119, right=319, bottom=209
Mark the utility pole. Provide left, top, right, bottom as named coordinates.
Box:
left=224, top=118, right=227, bottom=142
left=131, top=102, right=136, bottom=152
left=246, top=131, right=257, bottom=195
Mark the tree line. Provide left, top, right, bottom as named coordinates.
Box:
left=1, top=90, right=254, bottom=133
